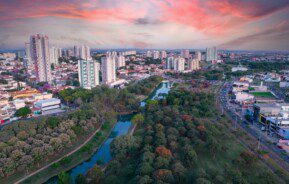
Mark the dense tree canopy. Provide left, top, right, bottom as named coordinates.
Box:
left=99, top=88, right=281, bottom=184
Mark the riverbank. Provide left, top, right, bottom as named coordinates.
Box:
left=17, top=120, right=116, bottom=184
left=4, top=78, right=165, bottom=183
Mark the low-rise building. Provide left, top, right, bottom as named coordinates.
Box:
left=232, top=92, right=254, bottom=103
left=13, top=100, right=26, bottom=110
left=34, top=98, right=61, bottom=113
left=232, top=82, right=249, bottom=92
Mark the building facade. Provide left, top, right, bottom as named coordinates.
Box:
left=206, top=47, right=218, bottom=61
left=25, top=43, right=33, bottom=67
left=181, top=50, right=190, bottom=59
left=174, top=57, right=185, bottom=71
left=166, top=57, right=174, bottom=69
left=101, top=52, right=116, bottom=84
left=30, top=34, right=52, bottom=83
left=78, top=60, right=100, bottom=89
left=49, top=47, right=60, bottom=65
left=188, top=59, right=200, bottom=70
left=195, top=50, right=202, bottom=61
left=116, top=55, right=126, bottom=68
left=80, top=46, right=91, bottom=60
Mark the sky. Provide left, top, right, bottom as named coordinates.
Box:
left=1, top=0, right=289, bottom=51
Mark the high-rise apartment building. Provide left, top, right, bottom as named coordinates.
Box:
left=25, top=43, right=33, bottom=67
left=153, top=51, right=160, bottom=59
left=30, top=34, right=52, bottom=83
left=50, top=47, right=60, bottom=65
left=166, top=57, right=174, bottom=69
left=101, top=52, right=116, bottom=84
left=116, top=55, right=126, bottom=68
left=188, top=59, right=200, bottom=71
left=78, top=60, right=100, bottom=89
left=146, top=51, right=152, bottom=58
left=161, top=51, right=167, bottom=59
left=80, top=46, right=91, bottom=60
left=66, top=49, right=73, bottom=58
left=181, top=50, right=190, bottom=59
left=206, top=47, right=218, bottom=61
left=195, top=51, right=202, bottom=61
left=57, top=48, right=62, bottom=58
left=74, top=46, right=80, bottom=58
left=174, top=57, right=185, bottom=71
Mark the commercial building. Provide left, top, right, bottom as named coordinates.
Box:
left=206, top=47, right=218, bottom=61
left=102, top=52, right=116, bottom=84
left=34, top=98, right=61, bottom=113
left=30, top=34, right=52, bottom=83
left=231, top=64, right=248, bottom=72
left=253, top=103, right=289, bottom=121
left=232, top=92, right=254, bottom=103
left=232, top=82, right=249, bottom=92
left=78, top=60, right=100, bottom=89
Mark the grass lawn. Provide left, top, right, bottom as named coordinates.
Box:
left=251, top=92, right=275, bottom=98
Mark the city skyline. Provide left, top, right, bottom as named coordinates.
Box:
left=1, top=0, right=289, bottom=51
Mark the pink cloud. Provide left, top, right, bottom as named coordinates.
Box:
left=0, top=0, right=289, bottom=43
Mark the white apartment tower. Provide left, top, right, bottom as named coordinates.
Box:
left=78, top=60, right=100, bottom=89
left=50, top=47, right=60, bottom=65
left=101, top=52, right=116, bottom=84
left=146, top=51, right=152, bottom=58
left=206, top=47, right=218, bottom=61
left=80, top=46, right=91, bottom=60
left=181, top=50, right=190, bottom=59
left=116, top=55, right=126, bottom=68
left=25, top=43, right=33, bottom=67
left=166, top=57, right=174, bottom=69
left=153, top=51, right=160, bottom=59
left=195, top=51, right=202, bottom=61
left=30, top=34, right=52, bottom=83
left=188, top=59, right=200, bottom=71
left=161, top=51, right=167, bottom=59
left=174, top=57, right=185, bottom=71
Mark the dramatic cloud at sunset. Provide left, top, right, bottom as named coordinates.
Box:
left=0, top=0, right=289, bottom=51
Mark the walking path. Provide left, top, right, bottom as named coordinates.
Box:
left=15, top=124, right=103, bottom=184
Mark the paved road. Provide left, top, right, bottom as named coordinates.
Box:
left=217, top=83, right=289, bottom=174
left=15, top=123, right=103, bottom=184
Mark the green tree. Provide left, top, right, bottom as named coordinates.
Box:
left=46, top=117, right=60, bottom=129
left=15, top=106, right=31, bottom=118
left=75, top=174, right=87, bottom=184
left=58, top=171, right=72, bottom=184
left=132, top=114, right=144, bottom=125
left=87, top=165, right=104, bottom=183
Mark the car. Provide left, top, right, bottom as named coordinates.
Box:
left=261, top=126, right=266, bottom=131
